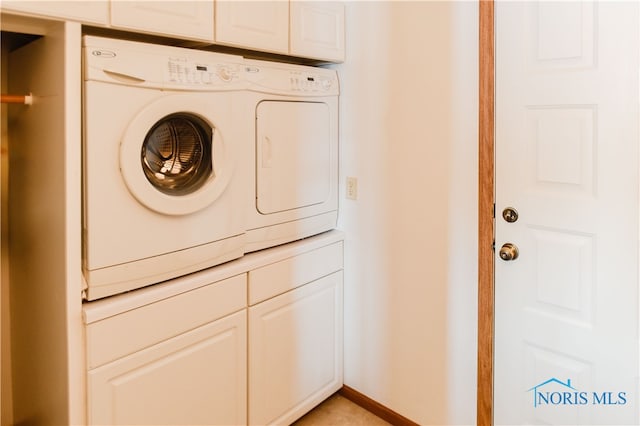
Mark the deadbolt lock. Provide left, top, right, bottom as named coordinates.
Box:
left=502, top=207, right=519, bottom=223
left=499, top=243, right=519, bottom=261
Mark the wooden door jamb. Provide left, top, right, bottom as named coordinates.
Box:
left=477, top=1, right=495, bottom=425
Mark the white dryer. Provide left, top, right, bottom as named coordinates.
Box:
left=243, top=59, right=339, bottom=252
left=83, top=36, right=247, bottom=300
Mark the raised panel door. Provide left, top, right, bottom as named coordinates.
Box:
left=290, top=1, right=345, bottom=61
left=495, top=2, right=639, bottom=424
left=1, top=1, right=108, bottom=24
left=248, top=272, right=343, bottom=425
left=215, top=1, right=289, bottom=54
left=110, top=1, right=214, bottom=42
left=88, top=310, right=247, bottom=425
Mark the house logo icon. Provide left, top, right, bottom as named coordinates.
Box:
left=527, top=377, right=628, bottom=407
left=527, top=378, right=577, bottom=408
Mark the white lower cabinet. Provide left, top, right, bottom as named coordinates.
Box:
left=85, top=273, right=248, bottom=425
left=84, top=232, right=344, bottom=425
left=88, top=309, right=247, bottom=425
left=248, top=272, right=344, bottom=425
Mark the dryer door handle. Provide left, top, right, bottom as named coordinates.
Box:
left=261, top=136, right=273, bottom=168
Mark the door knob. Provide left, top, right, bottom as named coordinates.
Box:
left=499, top=243, right=519, bottom=261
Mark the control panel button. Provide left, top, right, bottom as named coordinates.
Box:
left=218, top=67, right=233, bottom=82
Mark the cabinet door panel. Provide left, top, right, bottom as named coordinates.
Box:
left=215, top=1, right=289, bottom=54
left=249, top=241, right=343, bottom=305
left=1, top=1, right=108, bottom=24
left=249, top=272, right=343, bottom=425
left=86, top=274, right=246, bottom=369
left=110, top=1, right=214, bottom=42
left=290, top=1, right=345, bottom=61
left=88, top=311, right=247, bottom=425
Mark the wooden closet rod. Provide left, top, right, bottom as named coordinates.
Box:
left=1, top=94, right=33, bottom=105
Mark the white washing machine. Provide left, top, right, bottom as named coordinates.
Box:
left=243, top=59, right=339, bottom=252
left=83, top=36, right=247, bottom=300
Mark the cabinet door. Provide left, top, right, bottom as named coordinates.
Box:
left=215, top=1, right=289, bottom=54
left=290, top=1, right=345, bottom=61
left=110, top=1, right=214, bottom=42
left=249, top=272, right=343, bottom=425
left=1, top=1, right=108, bottom=24
left=88, top=310, right=247, bottom=425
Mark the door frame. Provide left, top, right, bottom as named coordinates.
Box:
left=477, top=1, right=495, bottom=425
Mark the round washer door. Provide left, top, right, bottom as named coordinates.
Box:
left=120, top=96, right=234, bottom=215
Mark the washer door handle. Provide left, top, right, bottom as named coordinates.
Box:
left=103, top=69, right=146, bottom=84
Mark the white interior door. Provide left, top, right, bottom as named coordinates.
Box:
left=495, top=2, right=639, bottom=425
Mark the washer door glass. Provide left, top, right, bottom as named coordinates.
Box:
left=142, top=113, right=213, bottom=196
left=120, top=96, right=235, bottom=216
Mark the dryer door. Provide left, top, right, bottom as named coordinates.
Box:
left=120, top=96, right=234, bottom=216
left=256, top=101, right=331, bottom=215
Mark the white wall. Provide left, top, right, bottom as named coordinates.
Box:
left=334, top=2, right=479, bottom=424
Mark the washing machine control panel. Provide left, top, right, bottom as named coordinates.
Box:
left=84, top=36, right=246, bottom=91
left=166, top=57, right=241, bottom=87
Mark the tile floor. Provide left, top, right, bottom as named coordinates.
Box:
left=292, top=393, right=391, bottom=426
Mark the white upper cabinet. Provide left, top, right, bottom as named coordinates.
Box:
left=215, top=0, right=345, bottom=62
left=1, top=1, right=109, bottom=25
left=290, top=1, right=345, bottom=62
left=215, top=1, right=289, bottom=55
left=110, top=1, right=215, bottom=42
left=1, top=1, right=344, bottom=62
